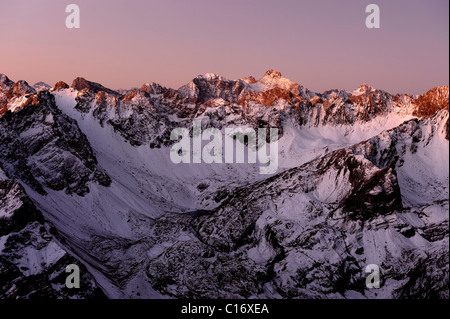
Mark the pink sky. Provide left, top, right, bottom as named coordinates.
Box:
left=0, top=0, right=448, bottom=95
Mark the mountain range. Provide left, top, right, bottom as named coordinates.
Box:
left=0, top=70, right=448, bottom=298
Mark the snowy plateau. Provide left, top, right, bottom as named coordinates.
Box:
left=0, top=70, right=448, bottom=299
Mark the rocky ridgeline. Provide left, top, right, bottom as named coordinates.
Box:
left=44, top=70, right=449, bottom=148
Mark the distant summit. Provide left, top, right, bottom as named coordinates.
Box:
left=353, top=83, right=376, bottom=95
left=263, top=69, right=282, bottom=78
left=71, top=77, right=121, bottom=97
left=32, top=81, right=51, bottom=92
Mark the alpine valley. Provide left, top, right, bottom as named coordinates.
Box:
left=0, top=70, right=448, bottom=299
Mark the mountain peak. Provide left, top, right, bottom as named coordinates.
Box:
left=71, top=77, right=95, bottom=91
left=141, top=82, right=166, bottom=95
left=413, top=85, right=449, bottom=118
left=0, top=74, right=14, bottom=87
left=53, top=81, right=70, bottom=91
left=263, top=69, right=282, bottom=78
left=71, top=77, right=120, bottom=97
left=253, top=69, right=302, bottom=96
left=355, top=83, right=376, bottom=93
left=11, top=80, right=36, bottom=97
left=32, top=81, right=51, bottom=92
left=241, top=76, right=257, bottom=84
left=202, top=73, right=220, bottom=80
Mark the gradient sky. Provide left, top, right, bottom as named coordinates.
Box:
left=0, top=0, right=448, bottom=94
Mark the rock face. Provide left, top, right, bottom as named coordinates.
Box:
left=53, top=81, right=70, bottom=91
left=0, top=177, right=106, bottom=299
left=0, top=70, right=448, bottom=299
left=413, top=86, right=449, bottom=118
left=144, top=118, right=448, bottom=298
left=32, top=82, right=51, bottom=92
left=0, top=90, right=111, bottom=196
left=9, top=80, right=36, bottom=98
left=71, top=77, right=122, bottom=98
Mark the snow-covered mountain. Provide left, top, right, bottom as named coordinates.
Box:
left=0, top=70, right=448, bottom=299
left=0, top=173, right=106, bottom=298
left=32, top=82, right=51, bottom=93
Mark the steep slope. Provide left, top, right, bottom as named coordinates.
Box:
left=71, top=77, right=122, bottom=98
left=0, top=70, right=448, bottom=299
left=413, top=86, right=449, bottom=118
left=0, top=90, right=111, bottom=196
left=351, top=109, right=449, bottom=208
left=0, top=171, right=106, bottom=299
left=143, top=112, right=448, bottom=299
